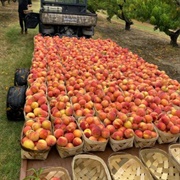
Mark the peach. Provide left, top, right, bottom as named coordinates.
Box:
left=46, top=135, right=56, bottom=146
left=40, top=104, right=48, bottom=111
left=26, top=112, right=35, bottom=119
left=31, top=102, right=39, bottom=109
left=101, top=128, right=110, bottom=139
left=139, top=122, right=148, bottom=131
left=113, top=118, right=123, bottom=129
left=91, top=125, right=101, bottom=138
left=24, top=104, right=33, bottom=113
left=28, top=131, right=40, bottom=142
left=106, top=124, right=116, bottom=135
left=23, top=125, right=32, bottom=135
left=98, top=137, right=107, bottom=142
left=36, top=139, right=48, bottom=150
left=65, top=142, right=74, bottom=148
left=144, top=114, right=153, bottom=123
left=73, top=137, right=82, bottom=146
left=39, top=129, right=49, bottom=139
left=89, top=136, right=97, bottom=141
left=161, top=115, right=170, bottom=125
left=64, top=132, right=75, bottom=143
left=57, top=136, right=68, bottom=147
left=50, top=177, right=60, bottom=180
left=73, top=129, right=82, bottom=138
left=66, top=122, right=77, bottom=133
left=111, top=130, right=123, bottom=140
left=107, top=111, right=116, bottom=121
left=41, top=120, right=51, bottom=130
left=54, top=129, right=64, bottom=139
left=124, top=128, right=134, bottom=139
left=151, top=131, right=158, bottom=138
left=124, top=121, right=132, bottom=129
left=157, top=122, right=166, bottom=131
left=65, top=107, right=73, bottom=116
left=83, top=128, right=92, bottom=138
left=135, top=130, right=143, bottom=138
left=143, top=130, right=152, bottom=139
left=37, top=96, right=47, bottom=106
left=80, top=120, right=89, bottom=130
left=22, top=139, right=35, bottom=150
left=33, top=107, right=42, bottom=117
left=170, top=125, right=179, bottom=134
left=32, top=122, right=41, bottom=131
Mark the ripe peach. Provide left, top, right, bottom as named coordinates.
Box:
left=32, top=122, right=41, bottom=131
left=124, top=121, right=132, bottom=129
left=65, top=142, right=74, bottom=148
left=143, top=130, right=152, bottom=139
left=46, top=135, right=56, bottom=146
left=73, top=137, right=82, bottom=146
left=107, top=111, right=117, bottom=121
left=124, top=128, right=134, bottom=139
left=83, top=128, right=92, bottom=138
left=38, top=128, right=49, bottom=139
left=26, top=112, right=35, bottom=119
left=36, top=139, right=48, bottom=150
left=101, top=128, right=110, bottom=139
left=106, top=124, right=116, bottom=135
left=64, top=132, right=75, bottom=143
left=22, top=139, right=35, bottom=150
left=73, top=129, right=82, bottom=138
left=41, top=120, right=51, bottom=130
left=23, top=125, right=32, bottom=135
left=157, top=122, right=166, bottom=131
left=111, top=130, right=123, bottom=140
left=135, top=130, right=143, bottom=138
left=65, top=107, right=73, bottom=116
left=80, top=120, right=89, bottom=130
left=113, top=118, right=123, bottom=129
left=88, top=136, right=97, bottom=141
left=31, top=102, right=39, bottom=109
left=28, top=131, right=40, bottom=142
left=54, top=129, right=64, bottom=139
left=57, top=136, right=68, bottom=147
left=91, top=125, right=101, bottom=138
left=24, top=104, right=33, bottom=113
left=170, top=125, right=180, bottom=134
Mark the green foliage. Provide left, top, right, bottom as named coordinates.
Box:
left=23, top=168, right=44, bottom=180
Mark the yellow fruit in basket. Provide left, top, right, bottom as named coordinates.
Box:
left=36, top=139, right=48, bottom=150
left=22, top=139, right=35, bottom=150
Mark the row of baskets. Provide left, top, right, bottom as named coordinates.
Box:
left=25, top=144, right=180, bottom=180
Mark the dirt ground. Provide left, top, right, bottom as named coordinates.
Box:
left=0, top=2, right=180, bottom=81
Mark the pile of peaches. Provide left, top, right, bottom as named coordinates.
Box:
left=21, top=34, right=180, bottom=152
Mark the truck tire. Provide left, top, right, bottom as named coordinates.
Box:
left=39, top=21, right=54, bottom=36
left=6, top=85, right=27, bottom=121
left=14, top=68, right=29, bottom=86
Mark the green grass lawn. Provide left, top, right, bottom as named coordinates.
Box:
left=0, top=2, right=39, bottom=179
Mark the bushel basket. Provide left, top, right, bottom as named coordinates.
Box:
left=168, top=143, right=180, bottom=172
left=72, top=154, right=112, bottom=180
left=139, top=148, right=180, bottom=180
left=107, top=152, right=153, bottom=180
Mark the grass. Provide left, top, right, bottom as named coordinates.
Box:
left=0, top=2, right=39, bottom=179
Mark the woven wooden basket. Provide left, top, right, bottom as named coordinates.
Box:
left=82, top=133, right=108, bottom=152
left=109, top=136, right=134, bottom=152
left=56, top=142, right=84, bottom=158
left=168, top=144, right=180, bottom=172
left=154, top=126, right=180, bottom=144
left=134, top=126, right=158, bottom=148
left=139, top=148, right=180, bottom=180
left=72, top=154, right=112, bottom=180
left=107, top=152, right=153, bottom=180
left=27, top=167, right=71, bottom=180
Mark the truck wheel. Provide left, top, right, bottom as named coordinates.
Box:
left=14, top=68, right=29, bottom=86
left=6, top=86, right=27, bottom=121
left=39, top=22, right=54, bottom=36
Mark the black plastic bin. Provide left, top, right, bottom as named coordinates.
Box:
left=25, top=12, right=40, bottom=29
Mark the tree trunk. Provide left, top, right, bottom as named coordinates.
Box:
left=125, top=21, right=133, bottom=30
left=169, top=29, right=180, bottom=47
left=1, top=0, right=5, bottom=6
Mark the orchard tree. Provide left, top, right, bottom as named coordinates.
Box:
left=127, top=0, right=180, bottom=46
left=87, top=0, right=134, bottom=30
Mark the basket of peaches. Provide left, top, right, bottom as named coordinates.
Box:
left=77, top=115, right=110, bottom=152
left=21, top=119, right=56, bottom=160
left=53, top=116, right=84, bottom=158
left=154, top=109, right=180, bottom=144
